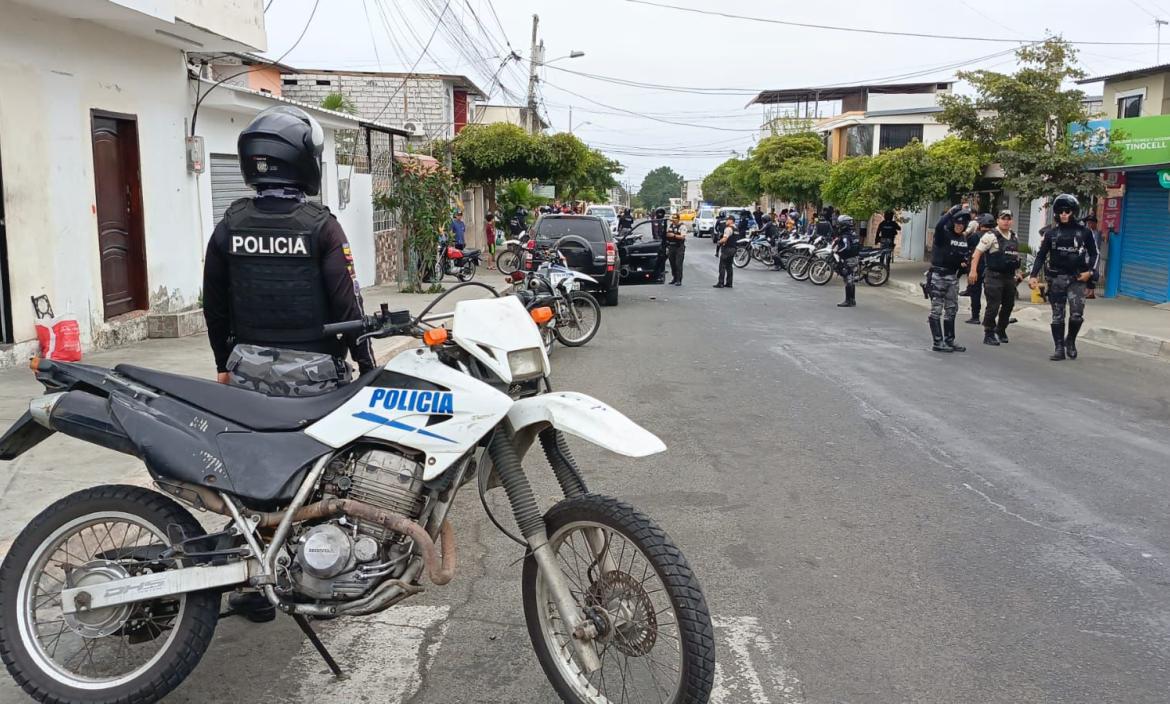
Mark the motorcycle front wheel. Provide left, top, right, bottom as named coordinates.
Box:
left=553, top=292, right=601, bottom=347
left=732, top=247, right=751, bottom=268
left=522, top=495, right=715, bottom=704
left=808, top=258, right=834, bottom=285
left=496, top=249, right=520, bottom=276
left=788, top=254, right=811, bottom=281
left=0, top=485, right=220, bottom=704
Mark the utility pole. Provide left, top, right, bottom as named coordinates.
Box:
left=568, top=106, right=572, bottom=134
left=1158, top=19, right=1168, bottom=64
left=526, top=14, right=542, bottom=135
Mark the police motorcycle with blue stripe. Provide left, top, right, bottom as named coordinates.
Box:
left=0, top=283, right=714, bottom=704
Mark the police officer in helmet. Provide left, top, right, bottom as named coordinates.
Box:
left=202, top=106, right=374, bottom=395
left=927, top=203, right=973, bottom=352
left=651, top=207, right=669, bottom=283
left=833, top=214, right=860, bottom=307
left=1029, top=194, right=1098, bottom=360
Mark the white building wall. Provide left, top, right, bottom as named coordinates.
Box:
left=283, top=73, right=456, bottom=144
left=0, top=0, right=203, bottom=350
left=867, top=90, right=946, bottom=112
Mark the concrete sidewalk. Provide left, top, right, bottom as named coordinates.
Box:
left=885, top=260, right=1170, bottom=360
left=0, top=284, right=496, bottom=556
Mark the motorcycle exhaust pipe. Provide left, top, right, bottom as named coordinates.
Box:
left=32, top=391, right=136, bottom=456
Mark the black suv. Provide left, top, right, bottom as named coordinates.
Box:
left=532, top=215, right=620, bottom=306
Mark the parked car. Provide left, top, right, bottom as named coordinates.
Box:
left=584, top=204, right=619, bottom=233
left=693, top=206, right=717, bottom=237
left=531, top=214, right=620, bottom=306
left=615, top=218, right=669, bottom=284
left=714, top=207, right=759, bottom=238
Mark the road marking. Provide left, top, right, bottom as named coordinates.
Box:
left=277, top=605, right=450, bottom=703
left=711, top=615, right=803, bottom=703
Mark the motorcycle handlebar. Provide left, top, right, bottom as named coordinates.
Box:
left=322, top=318, right=374, bottom=337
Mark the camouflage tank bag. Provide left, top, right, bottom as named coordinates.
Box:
left=225, top=344, right=352, bottom=397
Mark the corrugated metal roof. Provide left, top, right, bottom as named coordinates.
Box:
left=863, top=106, right=944, bottom=118
left=749, top=81, right=953, bottom=106
left=1078, top=63, right=1170, bottom=84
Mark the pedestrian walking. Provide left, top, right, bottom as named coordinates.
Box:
left=485, top=213, right=497, bottom=269
left=1029, top=194, right=1098, bottom=361
left=969, top=209, right=1021, bottom=346
left=833, top=215, right=860, bottom=307
left=714, top=215, right=737, bottom=288
left=964, top=214, right=993, bottom=324
left=926, top=203, right=973, bottom=352
left=666, top=214, right=686, bottom=285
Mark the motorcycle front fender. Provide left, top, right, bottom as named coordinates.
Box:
left=507, top=392, right=665, bottom=458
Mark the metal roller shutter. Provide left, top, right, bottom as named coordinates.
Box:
left=209, top=154, right=251, bottom=224
left=1118, top=172, right=1170, bottom=302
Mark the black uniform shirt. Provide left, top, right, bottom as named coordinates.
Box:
left=203, top=197, right=374, bottom=373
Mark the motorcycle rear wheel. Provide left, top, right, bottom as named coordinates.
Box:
left=496, top=249, right=520, bottom=276
left=864, top=263, right=890, bottom=286
left=522, top=494, right=715, bottom=704
left=0, top=485, right=219, bottom=704
left=553, top=292, right=601, bottom=347
left=809, top=259, right=834, bottom=285
left=457, top=261, right=477, bottom=282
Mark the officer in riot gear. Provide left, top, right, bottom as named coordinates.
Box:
left=1029, top=193, right=1098, bottom=360
left=651, top=207, right=669, bottom=283
left=876, top=210, right=900, bottom=250
left=970, top=209, right=1022, bottom=345
left=964, top=213, right=994, bottom=324
left=202, top=105, right=374, bottom=395
left=927, top=203, right=972, bottom=352
left=833, top=215, right=860, bottom=307
left=618, top=207, right=635, bottom=232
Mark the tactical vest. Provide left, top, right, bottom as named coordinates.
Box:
left=931, top=231, right=969, bottom=272
left=223, top=198, right=331, bottom=348
left=838, top=233, right=860, bottom=258
left=986, top=232, right=1020, bottom=274
left=877, top=221, right=898, bottom=241
left=1047, top=226, right=1086, bottom=275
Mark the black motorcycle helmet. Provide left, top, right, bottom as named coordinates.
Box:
left=238, top=105, right=324, bottom=195
left=884, top=210, right=895, bottom=220
left=977, top=213, right=995, bottom=229
left=953, top=208, right=973, bottom=226
left=761, top=214, right=773, bottom=224
left=655, top=207, right=666, bottom=219
left=1052, top=193, right=1080, bottom=218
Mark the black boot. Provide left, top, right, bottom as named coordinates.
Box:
left=1066, top=319, right=1083, bottom=359
left=930, top=318, right=950, bottom=352
left=983, top=331, right=1000, bottom=346
left=1049, top=323, right=1066, bottom=361
left=943, top=319, right=966, bottom=352
left=838, top=283, right=856, bottom=307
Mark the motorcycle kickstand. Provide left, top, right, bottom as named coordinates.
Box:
left=293, top=614, right=348, bottom=680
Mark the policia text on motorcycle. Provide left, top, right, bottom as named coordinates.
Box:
left=968, top=209, right=1022, bottom=347
left=1029, top=193, right=1098, bottom=361
left=202, top=106, right=375, bottom=395
left=926, top=204, right=972, bottom=353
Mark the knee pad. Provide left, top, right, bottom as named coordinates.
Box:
left=1070, top=314, right=1084, bottom=323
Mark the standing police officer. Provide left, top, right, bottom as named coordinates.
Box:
left=666, top=213, right=687, bottom=285
left=964, top=214, right=993, bottom=324
left=969, top=209, right=1022, bottom=346
left=202, top=106, right=374, bottom=394
left=651, top=207, right=669, bottom=283
left=618, top=207, right=634, bottom=232
left=876, top=210, right=900, bottom=251
left=1029, top=194, right=1098, bottom=360
left=927, top=203, right=972, bottom=352
left=714, top=215, right=737, bottom=288
left=833, top=215, right=860, bottom=308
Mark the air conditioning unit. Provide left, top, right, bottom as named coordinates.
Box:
left=401, top=121, right=419, bottom=137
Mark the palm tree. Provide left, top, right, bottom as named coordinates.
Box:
left=320, top=92, right=356, bottom=115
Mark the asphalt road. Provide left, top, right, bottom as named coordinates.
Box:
left=4, top=244, right=1170, bottom=703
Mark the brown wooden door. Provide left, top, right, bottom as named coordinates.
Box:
left=91, top=114, right=147, bottom=319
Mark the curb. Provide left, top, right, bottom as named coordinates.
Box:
left=884, top=275, right=1170, bottom=362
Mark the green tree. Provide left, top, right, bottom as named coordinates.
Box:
left=375, top=158, right=458, bottom=293
left=822, top=156, right=880, bottom=218
left=765, top=157, right=830, bottom=209
left=938, top=37, right=1122, bottom=203
left=320, top=92, right=357, bottom=114
left=560, top=149, right=623, bottom=202
left=753, top=132, right=825, bottom=171
left=449, top=123, right=549, bottom=184
left=638, top=166, right=684, bottom=211
left=495, top=180, right=549, bottom=217
left=702, top=159, right=755, bottom=205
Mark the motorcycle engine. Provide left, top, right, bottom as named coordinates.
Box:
left=289, top=448, right=427, bottom=601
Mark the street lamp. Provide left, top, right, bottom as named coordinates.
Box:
left=543, top=50, right=585, bottom=66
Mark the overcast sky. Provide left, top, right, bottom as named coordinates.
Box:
left=263, top=0, right=1162, bottom=190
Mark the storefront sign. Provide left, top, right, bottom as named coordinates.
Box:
left=1102, top=195, right=1123, bottom=232
left=1159, top=170, right=1170, bottom=188
left=1071, top=114, right=1170, bottom=167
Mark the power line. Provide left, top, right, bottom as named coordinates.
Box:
left=542, top=80, right=761, bottom=132
left=626, top=0, right=1170, bottom=46
left=365, top=0, right=454, bottom=125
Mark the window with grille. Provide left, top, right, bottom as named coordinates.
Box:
left=1117, top=94, right=1142, bottom=118
left=845, top=125, right=873, bottom=157
left=878, top=124, right=924, bottom=151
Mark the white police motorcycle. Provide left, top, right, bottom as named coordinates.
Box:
left=0, top=284, right=714, bottom=704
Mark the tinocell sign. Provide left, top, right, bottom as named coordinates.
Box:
left=1072, top=114, right=1170, bottom=167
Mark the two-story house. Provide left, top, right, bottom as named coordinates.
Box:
left=1077, top=64, right=1170, bottom=303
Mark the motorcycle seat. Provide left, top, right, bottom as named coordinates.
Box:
left=113, top=364, right=377, bottom=432
left=463, top=248, right=481, bottom=257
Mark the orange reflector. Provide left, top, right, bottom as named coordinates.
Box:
left=530, top=307, right=554, bottom=325
left=423, top=328, right=449, bottom=347
left=29, top=357, right=40, bottom=372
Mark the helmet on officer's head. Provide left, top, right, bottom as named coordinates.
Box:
left=762, top=214, right=773, bottom=224
left=977, top=213, right=995, bottom=228
left=655, top=207, right=666, bottom=218
left=238, top=106, right=325, bottom=195
left=836, top=214, right=855, bottom=229
left=952, top=209, right=973, bottom=226
left=1052, top=193, right=1080, bottom=217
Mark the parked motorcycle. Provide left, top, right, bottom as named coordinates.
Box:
left=430, top=236, right=480, bottom=282
left=0, top=283, right=714, bottom=704
left=859, top=247, right=891, bottom=286
left=495, top=231, right=530, bottom=276
left=515, top=246, right=602, bottom=348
